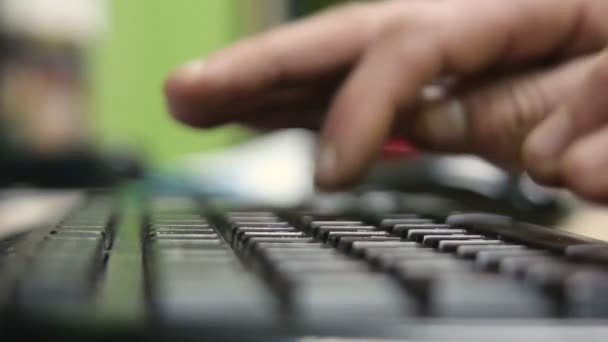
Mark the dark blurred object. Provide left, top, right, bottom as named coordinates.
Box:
left=0, top=150, right=143, bottom=188
left=362, top=154, right=567, bottom=226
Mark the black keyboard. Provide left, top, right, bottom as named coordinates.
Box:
left=1, top=192, right=608, bottom=341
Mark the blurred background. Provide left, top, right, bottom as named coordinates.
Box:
left=0, top=0, right=340, bottom=163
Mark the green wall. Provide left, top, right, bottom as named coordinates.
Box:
left=90, top=0, right=251, bottom=164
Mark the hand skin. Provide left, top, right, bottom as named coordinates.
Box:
left=165, top=0, right=608, bottom=202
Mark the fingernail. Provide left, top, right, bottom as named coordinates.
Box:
left=416, top=99, right=467, bottom=149
left=173, top=59, right=206, bottom=84
left=314, top=142, right=338, bottom=186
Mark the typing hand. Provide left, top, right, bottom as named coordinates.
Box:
left=165, top=0, right=608, bottom=201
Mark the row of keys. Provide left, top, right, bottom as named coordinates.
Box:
left=225, top=212, right=413, bottom=321
left=146, top=210, right=276, bottom=325
left=279, top=211, right=608, bottom=318
left=17, top=196, right=115, bottom=314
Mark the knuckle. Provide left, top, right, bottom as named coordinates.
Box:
left=464, top=77, right=550, bottom=164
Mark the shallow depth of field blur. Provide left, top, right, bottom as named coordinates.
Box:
left=0, top=0, right=339, bottom=163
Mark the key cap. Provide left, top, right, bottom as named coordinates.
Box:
left=262, top=250, right=342, bottom=263
left=272, top=259, right=369, bottom=274
left=152, top=225, right=211, bottom=231
left=153, top=266, right=276, bottom=325
left=152, top=230, right=217, bottom=237
left=350, top=241, right=420, bottom=258
left=565, top=244, right=608, bottom=265
left=155, top=249, right=233, bottom=261
left=475, top=250, right=547, bottom=271
left=422, top=235, right=483, bottom=247
left=378, top=218, right=434, bottom=232
left=336, top=237, right=401, bottom=252
left=150, top=219, right=209, bottom=228
left=499, top=255, right=561, bottom=278
left=438, top=239, right=503, bottom=252
left=326, top=231, right=389, bottom=246
left=153, top=239, right=224, bottom=249
left=564, top=270, right=608, bottom=318
left=231, top=222, right=290, bottom=228
left=244, top=237, right=316, bottom=254
left=456, top=245, right=527, bottom=259
left=447, top=213, right=599, bottom=253
left=407, top=229, right=467, bottom=241
left=238, top=231, right=306, bottom=249
left=308, top=221, right=363, bottom=232
left=290, top=274, right=414, bottom=321
left=313, top=225, right=376, bottom=240
left=393, top=224, right=452, bottom=236
left=152, top=233, right=219, bottom=240
left=369, top=248, right=443, bottom=269
left=228, top=216, right=281, bottom=223
left=254, top=242, right=324, bottom=250
left=232, top=227, right=296, bottom=242
left=59, top=225, right=106, bottom=231
left=425, top=274, right=555, bottom=318
left=523, top=260, right=576, bottom=290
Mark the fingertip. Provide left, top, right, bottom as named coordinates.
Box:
left=521, top=134, right=561, bottom=186
left=164, top=59, right=210, bottom=125
left=313, top=138, right=373, bottom=190
left=560, top=139, right=608, bottom=202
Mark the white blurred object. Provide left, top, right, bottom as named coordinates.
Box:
left=0, top=190, right=82, bottom=239
left=0, top=0, right=106, bottom=43
left=160, top=129, right=317, bottom=207
left=431, top=156, right=510, bottom=199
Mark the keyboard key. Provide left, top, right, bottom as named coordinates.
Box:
left=308, top=221, right=363, bottom=232
left=350, top=241, right=420, bottom=257
left=326, top=231, right=389, bottom=246
left=290, top=275, right=415, bottom=321
left=335, top=237, right=401, bottom=252
left=447, top=213, right=598, bottom=253
left=475, top=250, right=547, bottom=271
left=564, top=270, right=608, bottom=317
left=565, top=244, right=608, bottom=265
left=437, top=239, right=503, bottom=252
left=393, top=223, right=452, bottom=236
left=456, top=244, right=527, bottom=259
left=369, top=248, right=443, bottom=269
left=232, top=227, right=297, bottom=242
left=422, top=234, right=484, bottom=247
left=378, top=218, right=434, bottom=232
left=406, top=229, right=467, bottom=241
left=425, top=274, right=554, bottom=318
left=313, top=225, right=376, bottom=240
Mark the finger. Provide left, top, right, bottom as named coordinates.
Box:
left=406, top=54, right=598, bottom=167
left=315, top=0, right=601, bottom=188
left=559, top=124, right=608, bottom=201
left=524, top=49, right=608, bottom=184
left=180, top=81, right=336, bottom=128
left=164, top=2, right=393, bottom=124
left=238, top=109, right=324, bottom=131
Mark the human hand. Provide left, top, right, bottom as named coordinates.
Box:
left=165, top=0, right=608, bottom=201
